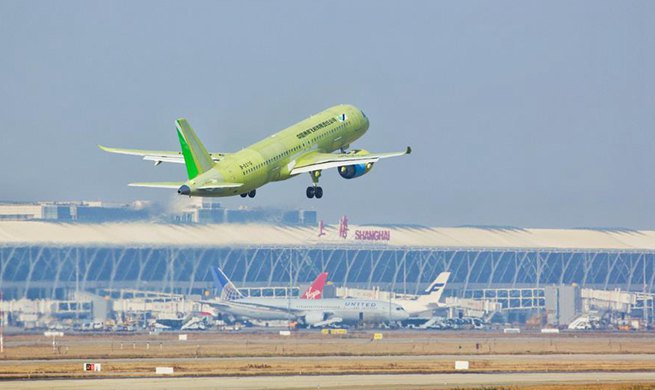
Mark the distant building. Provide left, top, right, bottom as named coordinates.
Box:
left=2, top=223, right=655, bottom=306
left=0, top=200, right=316, bottom=226
left=0, top=201, right=151, bottom=222
left=545, top=285, right=582, bottom=325
left=286, top=210, right=317, bottom=225
left=0, top=202, right=43, bottom=220
left=42, top=204, right=73, bottom=221
left=74, top=202, right=149, bottom=222
left=172, top=198, right=317, bottom=225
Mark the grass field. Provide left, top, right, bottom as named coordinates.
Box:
left=1, top=330, right=655, bottom=381
left=4, top=330, right=655, bottom=360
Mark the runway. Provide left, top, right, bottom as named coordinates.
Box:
left=5, top=332, right=655, bottom=383
left=3, top=353, right=655, bottom=365
left=3, top=372, right=655, bottom=390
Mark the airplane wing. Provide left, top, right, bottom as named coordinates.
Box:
left=127, top=182, right=243, bottom=190
left=230, top=300, right=305, bottom=314
left=290, top=147, right=411, bottom=175
left=200, top=299, right=304, bottom=316
left=199, top=300, right=234, bottom=311
left=98, top=145, right=227, bottom=165
left=128, top=181, right=185, bottom=189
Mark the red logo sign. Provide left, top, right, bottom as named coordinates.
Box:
left=338, top=216, right=349, bottom=239
left=354, top=230, right=391, bottom=241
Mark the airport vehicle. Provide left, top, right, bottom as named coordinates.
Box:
left=400, top=316, right=488, bottom=330
left=99, top=105, right=410, bottom=199
left=392, top=272, right=451, bottom=316
left=155, top=313, right=212, bottom=331
left=206, top=268, right=409, bottom=327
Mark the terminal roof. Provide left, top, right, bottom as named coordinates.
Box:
left=1, top=222, right=655, bottom=250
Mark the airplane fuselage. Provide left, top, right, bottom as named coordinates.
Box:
left=214, top=297, right=408, bottom=324
left=186, top=104, right=369, bottom=196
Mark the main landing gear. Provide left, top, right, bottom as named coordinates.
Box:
left=306, top=186, right=323, bottom=199
left=306, top=171, right=323, bottom=199
left=240, top=189, right=256, bottom=198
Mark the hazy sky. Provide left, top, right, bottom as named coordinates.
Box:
left=1, top=1, right=654, bottom=228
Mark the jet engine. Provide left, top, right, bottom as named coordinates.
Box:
left=338, top=150, right=374, bottom=179
left=303, top=311, right=328, bottom=326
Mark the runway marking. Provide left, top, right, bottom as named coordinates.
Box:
left=2, top=372, right=655, bottom=390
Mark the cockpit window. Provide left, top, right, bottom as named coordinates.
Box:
left=361, top=111, right=367, bottom=118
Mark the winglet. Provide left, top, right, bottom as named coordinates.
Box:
left=98, top=144, right=133, bottom=155
left=406, top=146, right=412, bottom=154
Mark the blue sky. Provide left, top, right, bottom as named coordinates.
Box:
left=1, top=1, right=654, bottom=228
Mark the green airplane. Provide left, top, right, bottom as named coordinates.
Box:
left=99, top=104, right=411, bottom=199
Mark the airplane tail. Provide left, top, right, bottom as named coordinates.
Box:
left=176, top=118, right=214, bottom=179
left=416, top=272, right=451, bottom=305
left=211, top=267, right=244, bottom=301
left=300, top=272, right=328, bottom=299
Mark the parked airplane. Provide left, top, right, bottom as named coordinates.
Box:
left=206, top=268, right=408, bottom=327
left=211, top=268, right=328, bottom=301
left=99, top=105, right=410, bottom=199
left=392, top=272, right=451, bottom=316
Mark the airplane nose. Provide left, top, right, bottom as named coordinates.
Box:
left=178, top=185, right=191, bottom=195
left=360, top=110, right=369, bottom=130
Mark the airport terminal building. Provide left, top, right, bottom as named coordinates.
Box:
left=2, top=221, right=655, bottom=301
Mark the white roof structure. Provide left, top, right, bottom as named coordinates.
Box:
left=1, top=221, right=655, bottom=250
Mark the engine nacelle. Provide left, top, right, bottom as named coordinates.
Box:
left=338, top=150, right=374, bottom=179
left=303, top=311, right=327, bottom=326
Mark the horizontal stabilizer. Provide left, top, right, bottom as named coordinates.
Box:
left=128, top=182, right=185, bottom=189
left=197, top=183, right=243, bottom=190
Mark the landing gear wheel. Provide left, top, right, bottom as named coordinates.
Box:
left=248, top=189, right=256, bottom=198
left=307, top=170, right=322, bottom=199
left=240, top=193, right=247, bottom=198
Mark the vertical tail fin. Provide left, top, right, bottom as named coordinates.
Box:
left=211, top=267, right=244, bottom=301
left=416, top=272, right=451, bottom=305
left=176, top=118, right=214, bottom=179
left=301, top=272, right=328, bottom=299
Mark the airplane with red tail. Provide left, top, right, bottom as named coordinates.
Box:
left=300, top=272, right=328, bottom=299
